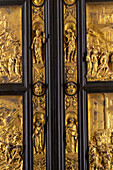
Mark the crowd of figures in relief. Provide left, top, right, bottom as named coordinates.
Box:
left=32, top=1, right=46, bottom=169
left=86, top=4, right=113, bottom=81
left=64, top=0, right=78, bottom=169
left=88, top=93, right=113, bottom=170
left=0, top=96, right=23, bottom=170
left=0, top=7, right=22, bottom=83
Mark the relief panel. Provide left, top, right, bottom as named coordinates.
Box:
left=88, top=93, right=113, bottom=170
left=86, top=3, right=113, bottom=81
left=0, top=6, right=22, bottom=83
left=64, top=1, right=78, bottom=169
left=0, top=96, right=23, bottom=169
left=32, top=2, right=46, bottom=169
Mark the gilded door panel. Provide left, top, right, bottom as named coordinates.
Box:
left=64, top=1, right=78, bottom=169
left=0, top=96, right=23, bottom=169
left=88, top=93, right=113, bottom=169
left=86, top=3, right=113, bottom=81
left=0, top=6, right=22, bottom=83
left=32, top=1, right=46, bottom=169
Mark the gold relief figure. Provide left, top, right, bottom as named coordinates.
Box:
left=15, top=55, right=22, bottom=77
left=32, top=29, right=45, bottom=64
left=97, top=52, right=110, bottom=78
left=86, top=48, right=92, bottom=76
left=8, top=54, right=14, bottom=76
left=65, top=29, right=76, bottom=63
left=33, top=112, right=46, bottom=154
left=91, top=49, right=98, bottom=76
left=66, top=116, right=78, bottom=153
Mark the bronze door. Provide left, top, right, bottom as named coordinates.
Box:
left=0, top=0, right=113, bottom=170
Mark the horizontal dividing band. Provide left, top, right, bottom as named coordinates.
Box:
left=0, top=0, right=26, bottom=5
left=0, top=84, right=27, bottom=92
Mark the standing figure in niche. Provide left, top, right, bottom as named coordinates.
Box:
left=33, top=113, right=45, bottom=154
left=65, top=29, right=76, bottom=63
left=66, top=117, right=78, bottom=153
left=91, top=49, right=98, bottom=76
left=31, top=30, right=45, bottom=64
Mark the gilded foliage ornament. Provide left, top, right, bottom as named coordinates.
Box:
left=32, top=0, right=46, bottom=168
left=64, top=0, right=78, bottom=168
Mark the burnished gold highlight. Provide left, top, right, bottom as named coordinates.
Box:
left=64, top=0, right=76, bottom=6
left=0, top=6, right=22, bottom=83
left=33, top=0, right=44, bottom=7
left=0, top=96, right=23, bottom=169
left=64, top=3, right=78, bottom=169
left=86, top=3, right=113, bottom=81
left=32, top=3, right=46, bottom=169
left=88, top=93, right=113, bottom=169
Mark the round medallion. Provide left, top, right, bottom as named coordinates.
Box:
left=33, top=81, right=45, bottom=97
left=64, top=0, right=76, bottom=6
left=65, top=81, right=77, bottom=96
left=32, top=0, right=44, bottom=7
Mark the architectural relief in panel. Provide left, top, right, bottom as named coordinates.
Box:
left=0, top=96, right=23, bottom=169
left=86, top=3, right=113, bottom=81
left=32, top=3, right=46, bottom=169
left=64, top=1, right=78, bottom=169
left=0, top=7, right=22, bottom=83
left=88, top=94, right=113, bottom=170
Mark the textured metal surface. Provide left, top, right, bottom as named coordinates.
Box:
left=0, top=96, right=23, bottom=169
left=88, top=93, right=113, bottom=169
left=0, top=6, right=22, bottom=83
left=32, top=1, right=46, bottom=169
left=86, top=3, right=113, bottom=81
left=64, top=2, right=78, bottom=169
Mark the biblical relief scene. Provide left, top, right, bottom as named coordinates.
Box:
left=32, top=2, right=46, bottom=169
left=0, top=96, right=23, bottom=169
left=88, top=93, right=113, bottom=170
left=86, top=3, right=113, bottom=81
left=0, top=7, right=22, bottom=83
left=64, top=1, right=78, bottom=169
